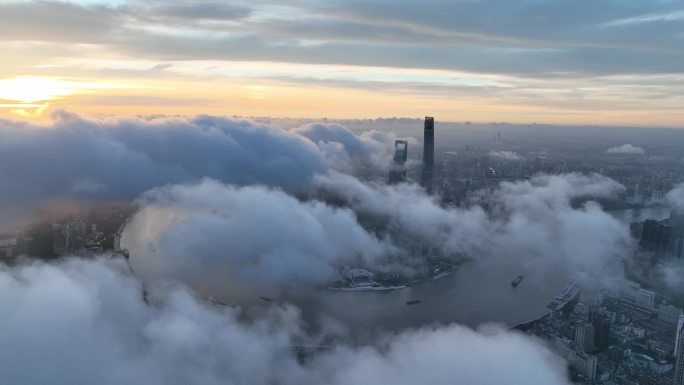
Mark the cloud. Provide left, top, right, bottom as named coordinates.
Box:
left=0, top=111, right=388, bottom=226
left=121, top=171, right=629, bottom=301
left=606, top=144, right=645, bottom=154
left=293, top=123, right=377, bottom=157
left=147, top=2, right=252, bottom=21
left=316, top=172, right=629, bottom=278
left=0, top=1, right=123, bottom=43
left=487, top=173, right=630, bottom=278
left=315, top=172, right=490, bottom=258
left=122, top=179, right=392, bottom=294
left=292, top=123, right=406, bottom=171
left=488, top=150, right=523, bottom=161
left=0, top=257, right=572, bottom=385
left=3, top=0, right=684, bottom=79
left=666, top=182, right=684, bottom=211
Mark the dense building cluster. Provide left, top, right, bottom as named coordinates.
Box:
left=527, top=280, right=684, bottom=385
left=0, top=204, right=133, bottom=261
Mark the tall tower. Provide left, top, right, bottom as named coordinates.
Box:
left=675, top=319, right=684, bottom=384
left=420, top=116, right=435, bottom=193
left=389, top=140, right=408, bottom=184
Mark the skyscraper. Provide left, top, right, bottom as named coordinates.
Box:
left=675, top=319, right=684, bottom=384
left=575, top=321, right=595, bottom=353
left=590, top=308, right=611, bottom=352
left=420, top=117, right=434, bottom=193
left=676, top=315, right=684, bottom=357
left=389, top=140, right=408, bottom=184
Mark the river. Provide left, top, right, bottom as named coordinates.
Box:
left=122, top=205, right=662, bottom=336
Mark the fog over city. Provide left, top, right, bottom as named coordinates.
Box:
left=2, top=0, right=684, bottom=384
left=1, top=109, right=684, bottom=384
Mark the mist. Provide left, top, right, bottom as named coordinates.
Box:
left=0, top=257, right=572, bottom=385
left=0, top=111, right=396, bottom=227
left=121, top=170, right=631, bottom=309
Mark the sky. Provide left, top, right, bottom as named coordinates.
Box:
left=1, top=0, right=683, bottom=126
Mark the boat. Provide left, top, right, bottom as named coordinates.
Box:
left=511, top=275, right=524, bottom=287
left=259, top=296, right=272, bottom=302
left=406, top=300, right=422, bottom=306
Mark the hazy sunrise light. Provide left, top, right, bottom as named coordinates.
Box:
left=2, top=2, right=684, bottom=385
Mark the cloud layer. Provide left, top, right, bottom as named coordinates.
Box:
left=122, top=171, right=630, bottom=303
left=0, top=112, right=393, bottom=226
left=0, top=257, right=572, bottom=385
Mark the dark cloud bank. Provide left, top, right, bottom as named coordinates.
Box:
left=0, top=111, right=393, bottom=226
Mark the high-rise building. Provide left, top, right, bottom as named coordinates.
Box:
left=575, top=321, right=595, bottom=353
left=389, top=140, right=408, bottom=184
left=590, top=309, right=611, bottom=352
left=572, top=351, right=597, bottom=381
left=420, top=117, right=435, bottom=193
left=52, top=223, right=66, bottom=257
left=674, top=319, right=684, bottom=384
left=676, top=314, right=684, bottom=358
left=670, top=210, right=684, bottom=258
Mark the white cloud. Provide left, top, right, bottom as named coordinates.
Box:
left=122, top=179, right=392, bottom=292
left=121, top=172, right=629, bottom=300
left=0, top=257, right=572, bottom=385
left=488, top=150, right=523, bottom=161
left=666, top=182, right=684, bottom=211
left=606, top=144, right=645, bottom=154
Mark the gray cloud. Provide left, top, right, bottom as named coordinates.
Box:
left=2, top=0, right=684, bottom=77
left=291, top=123, right=404, bottom=172
left=0, top=257, right=572, bottom=385
left=0, top=1, right=123, bottom=43
left=292, top=123, right=378, bottom=157
left=147, top=1, right=252, bottom=21
left=0, top=111, right=392, bottom=226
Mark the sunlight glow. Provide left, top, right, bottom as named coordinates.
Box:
left=0, top=76, right=121, bottom=103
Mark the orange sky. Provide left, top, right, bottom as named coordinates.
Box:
left=1, top=1, right=683, bottom=127
left=1, top=71, right=682, bottom=127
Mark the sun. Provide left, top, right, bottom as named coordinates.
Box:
left=0, top=76, right=121, bottom=103
left=0, top=77, right=78, bottom=103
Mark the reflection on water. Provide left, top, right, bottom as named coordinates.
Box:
left=296, top=261, right=570, bottom=336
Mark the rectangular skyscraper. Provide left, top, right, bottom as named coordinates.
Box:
left=389, top=140, right=408, bottom=184
left=574, top=321, right=595, bottom=353
left=420, top=117, right=435, bottom=193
